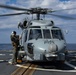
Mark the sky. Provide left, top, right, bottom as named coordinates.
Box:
left=0, top=0, right=76, bottom=44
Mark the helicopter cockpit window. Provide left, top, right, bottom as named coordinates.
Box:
left=43, top=29, right=51, bottom=39
left=51, top=30, right=64, bottom=40
left=29, top=29, right=42, bottom=40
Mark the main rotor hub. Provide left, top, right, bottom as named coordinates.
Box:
left=30, top=7, right=48, bottom=14
left=30, top=7, right=49, bottom=20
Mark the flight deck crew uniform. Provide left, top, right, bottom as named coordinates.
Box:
left=10, top=31, right=19, bottom=64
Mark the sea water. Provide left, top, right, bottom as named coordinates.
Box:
left=0, top=44, right=13, bottom=50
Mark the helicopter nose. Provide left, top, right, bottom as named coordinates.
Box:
left=48, top=43, right=57, bottom=53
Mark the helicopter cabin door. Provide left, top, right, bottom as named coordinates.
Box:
left=21, top=29, right=34, bottom=58
left=27, top=29, right=34, bottom=56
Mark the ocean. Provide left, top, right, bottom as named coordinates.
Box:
left=0, top=44, right=13, bottom=50
left=0, top=43, right=76, bottom=51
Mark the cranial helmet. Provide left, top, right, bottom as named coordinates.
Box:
left=11, top=31, right=16, bottom=35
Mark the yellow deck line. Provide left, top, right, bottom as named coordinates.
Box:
left=15, top=64, right=76, bottom=72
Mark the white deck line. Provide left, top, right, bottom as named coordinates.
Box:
left=15, top=64, right=76, bottom=72
left=0, top=53, right=13, bottom=56
left=0, top=54, right=5, bottom=56
left=64, top=61, right=76, bottom=69
left=0, top=60, right=8, bottom=62
left=0, top=60, right=4, bottom=62
left=9, top=54, right=13, bottom=56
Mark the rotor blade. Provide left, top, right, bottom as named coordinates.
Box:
left=48, top=13, right=76, bottom=20
left=48, top=8, right=76, bottom=13
left=0, top=4, right=30, bottom=11
left=0, top=12, right=29, bottom=16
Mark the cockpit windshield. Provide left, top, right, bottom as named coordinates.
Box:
left=51, top=30, right=64, bottom=40
left=29, top=29, right=42, bottom=40
left=29, top=29, right=51, bottom=40
left=29, top=29, right=64, bottom=40
left=43, top=29, right=51, bottom=39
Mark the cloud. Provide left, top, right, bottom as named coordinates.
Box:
left=0, top=0, right=76, bottom=43
left=0, top=0, right=75, bottom=29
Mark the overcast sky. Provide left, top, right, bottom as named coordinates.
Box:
left=0, top=0, right=76, bottom=44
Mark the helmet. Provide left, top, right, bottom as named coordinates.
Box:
left=11, top=31, right=16, bottom=35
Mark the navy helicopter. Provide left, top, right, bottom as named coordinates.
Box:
left=0, top=4, right=76, bottom=62
left=18, top=9, right=66, bottom=62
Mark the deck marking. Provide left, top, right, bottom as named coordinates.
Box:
left=9, top=54, right=13, bottom=56
left=64, top=61, right=76, bottom=69
left=0, top=60, right=8, bottom=62
left=15, top=64, right=76, bottom=72
left=0, top=54, right=13, bottom=56
left=0, top=54, right=5, bottom=56
left=0, top=60, right=4, bottom=62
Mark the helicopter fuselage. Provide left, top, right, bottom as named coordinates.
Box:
left=19, top=19, right=66, bottom=61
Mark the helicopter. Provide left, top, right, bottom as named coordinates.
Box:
left=0, top=4, right=76, bottom=62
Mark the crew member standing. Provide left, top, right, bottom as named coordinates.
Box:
left=10, top=31, right=19, bottom=64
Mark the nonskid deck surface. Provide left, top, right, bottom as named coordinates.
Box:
left=1, top=50, right=76, bottom=75
left=10, top=61, right=76, bottom=75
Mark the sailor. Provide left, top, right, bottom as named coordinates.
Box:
left=10, top=31, right=19, bottom=64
